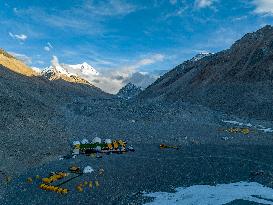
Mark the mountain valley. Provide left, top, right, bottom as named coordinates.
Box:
left=1, top=26, right=273, bottom=205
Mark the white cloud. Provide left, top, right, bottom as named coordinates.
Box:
left=44, top=46, right=50, bottom=51
left=44, top=42, right=53, bottom=52
left=195, top=0, right=214, bottom=8
left=89, top=69, right=157, bottom=94
left=123, top=72, right=157, bottom=88
left=8, top=32, right=28, bottom=41
left=36, top=60, right=45, bottom=65
left=31, top=66, right=42, bottom=73
left=169, top=0, right=177, bottom=5
left=47, top=42, right=53, bottom=49
left=253, top=0, right=273, bottom=15
left=163, top=7, right=189, bottom=19
left=84, top=0, right=138, bottom=16
left=232, top=15, right=248, bottom=21
left=8, top=52, right=32, bottom=64
left=44, top=54, right=164, bottom=94
left=126, top=54, right=165, bottom=70
left=93, top=54, right=164, bottom=93
left=51, top=55, right=59, bottom=67
left=14, top=1, right=138, bottom=36
left=196, top=26, right=243, bottom=49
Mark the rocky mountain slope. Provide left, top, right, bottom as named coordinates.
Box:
left=0, top=49, right=37, bottom=76
left=0, top=51, right=111, bottom=175
left=139, top=25, right=273, bottom=120
left=117, top=82, right=142, bottom=99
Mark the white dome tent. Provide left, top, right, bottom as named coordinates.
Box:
left=81, top=138, right=89, bottom=144
left=73, top=141, right=80, bottom=146
left=104, top=139, right=112, bottom=144
left=83, top=166, right=94, bottom=174
left=92, top=137, right=102, bottom=144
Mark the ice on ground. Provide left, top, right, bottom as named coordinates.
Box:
left=223, top=120, right=245, bottom=126
left=258, top=128, right=273, bottom=133
left=144, top=182, right=273, bottom=205
left=223, top=120, right=273, bottom=133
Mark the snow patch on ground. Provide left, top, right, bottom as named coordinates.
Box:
left=222, top=120, right=273, bottom=133
left=222, top=120, right=251, bottom=127
left=144, top=182, right=273, bottom=205
left=259, top=127, right=273, bottom=133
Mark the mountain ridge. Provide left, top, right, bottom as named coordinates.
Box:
left=139, top=25, right=273, bottom=120
left=38, top=57, right=100, bottom=87
left=117, top=82, right=142, bottom=99
left=0, top=49, right=111, bottom=175
left=0, top=48, right=37, bottom=77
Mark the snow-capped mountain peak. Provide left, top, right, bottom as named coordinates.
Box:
left=41, top=56, right=72, bottom=77
left=54, top=64, right=70, bottom=75
left=40, top=56, right=100, bottom=81
left=67, top=62, right=99, bottom=76
left=191, top=52, right=213, bottom=62
left=31, top=66, right=42, bottom=74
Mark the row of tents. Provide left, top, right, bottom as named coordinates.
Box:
left=72, top=137, right=134, bottom=155
left=73, top=137, right=111, bottom=146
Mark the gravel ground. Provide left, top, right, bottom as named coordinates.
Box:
left=1, top=96, right=273, bottom=205
left=1, top=144, right=273, bottom=205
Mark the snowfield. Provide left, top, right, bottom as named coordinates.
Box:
left=144, top=182, right=273, bottom=205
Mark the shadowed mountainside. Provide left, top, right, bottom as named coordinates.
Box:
left=0, top=52, right=112, bottom=175
left=139, top=25, right=273, bottom=120
left=117, top=82, right=142, bottom=99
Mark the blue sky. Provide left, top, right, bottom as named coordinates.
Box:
left=1, top=0, right=273, bottom=74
